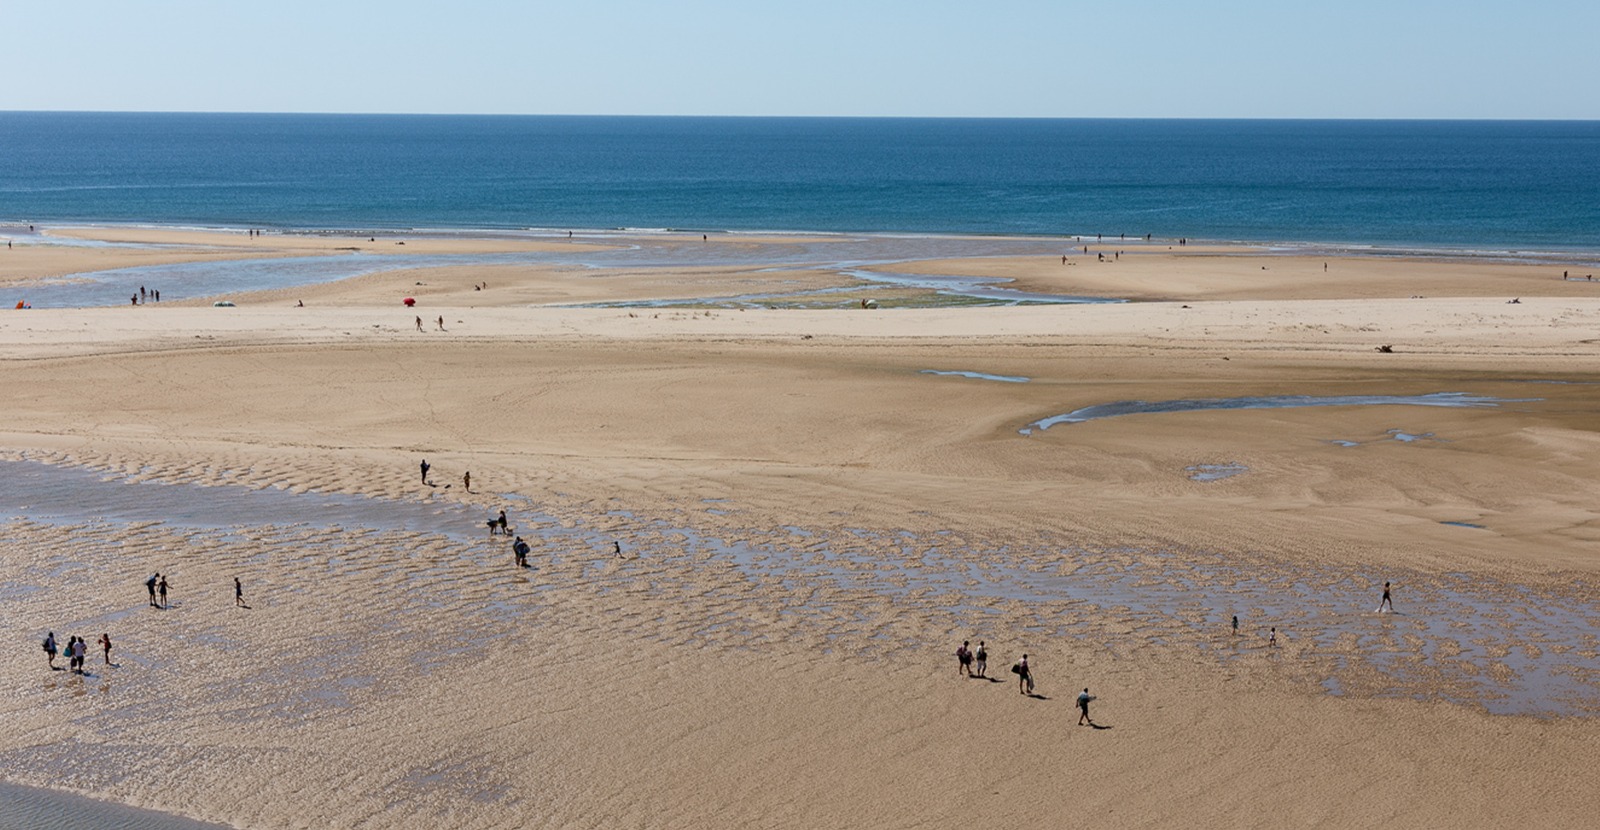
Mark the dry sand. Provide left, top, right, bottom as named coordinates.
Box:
left=2, top=228, right=1599, bottom=828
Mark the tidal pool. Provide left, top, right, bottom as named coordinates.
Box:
left=1021, top=392, right=1539, bottom=434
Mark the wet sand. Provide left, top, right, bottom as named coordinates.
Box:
left=2, top=227, right=1599, bottom=827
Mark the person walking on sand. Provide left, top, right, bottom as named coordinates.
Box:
left=99, top=633, right=111, bottom=665
left=463, top=471, right=471, bottom=492
left=158, top=575, right=169, bottom=609
left=613, top=540, right=623, bottom=558
left=42, top=631, right=57, bottom=669
left=145, top=572, right=160, bottom=607
left=1269, top=627, right=1278, bottom=646
left=420, top=459, right=430, bottom=485
left=1077, top=688, right=1096, bottom=725
left=437, top=315, right=445, bottom=331
left=513, top=536, right=530, bottom=568
left=1232, top=614, right=1239, bottom=636
left=235, top=577, right=246, bottom=607
left=416, top=315, right=424, bottom=332
left=1378, top=581, right=1394, bottom=612
left=1013, top=654, right=1032, bottom=695
left=975, top=641, right=988, bottom=677
left=956, top=641, right=973, bottom=677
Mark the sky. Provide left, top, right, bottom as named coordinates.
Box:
left=1, top=0, right=1595, bottom=118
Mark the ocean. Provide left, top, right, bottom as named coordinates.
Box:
left=3, top=113, right=1599, bottom=252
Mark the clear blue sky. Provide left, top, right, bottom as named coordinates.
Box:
left=3, top=0, right=1594, bottom=118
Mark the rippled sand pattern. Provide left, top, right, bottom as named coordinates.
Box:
left=4, top=455, right=1600, bottom=826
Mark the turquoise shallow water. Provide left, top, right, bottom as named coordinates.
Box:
left=3, top=114, right=1598, bottom=251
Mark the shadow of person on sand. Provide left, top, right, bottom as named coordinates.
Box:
left=1025, top=693, right=1050, bottom=700
left=1088, top=722, right=1113, bottom=730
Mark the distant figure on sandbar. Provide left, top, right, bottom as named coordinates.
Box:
left=956, top=640, right=973, bottom=677
left=1378, top=581, right=1394, bottom=613
left=145, top=572, right=160, bottom=607
left=416, top=315, right=424, bottom=332
left=1078, top=688, right=1096, bottom=725
left=613, top=540, right=622, bottom=558
left=99, top=633, right=112, bottom=665
left=513, top=536, right=530, bottom=568
left=420, top=459, right=430, bottom=484
left=42, top=631, right=57, bottom=669
left=158, top=575, right=169, bottom=609
left=1232, top=614, right=1239, bottom=636
left=437, top=315, right=445, bottom=331
left=463, top=471, right=471, bottom=492
left=974, top=641, right=987, bottom=677
left=235, top=577, right=246, bottom=608
left=1269, top=627, right=1278, bottom=646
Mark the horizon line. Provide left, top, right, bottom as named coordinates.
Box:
left=2, top=109, right=1598, bottom=123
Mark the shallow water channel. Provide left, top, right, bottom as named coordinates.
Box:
left=13, top=233, right=1090, bottom=308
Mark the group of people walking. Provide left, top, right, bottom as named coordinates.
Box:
left=38, top=573, right=250, bottom=679
left=42, top=631, right=109, bottom=674
left=954, top=640, right=1100, bottom=725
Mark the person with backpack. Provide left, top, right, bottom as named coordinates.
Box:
left=512, top=536, right=531, bottom=568
left=1012, top=654, right=1033, bottom=695
left=955, top=641, right=973, bottom=677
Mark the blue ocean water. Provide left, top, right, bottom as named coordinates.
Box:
left=2, top=113, right=1598, bottom=250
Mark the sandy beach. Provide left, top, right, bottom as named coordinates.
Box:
left=3, top=227, right=1599, bottom=828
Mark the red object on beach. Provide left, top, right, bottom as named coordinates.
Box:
left=403, top=297, right=416, bottom=307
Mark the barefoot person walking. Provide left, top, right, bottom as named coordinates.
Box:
left=235, top=577, right=246, bottom=608
left=1378, top=581, right=1394, bottom=612
left=956, top=641, right=973, bottom=677
left=974, top=641, right=988, bottom=678
left=99, top=633, right=112, bottom=665
left=1013, top=654, right=1032, bottom=695
left=1077, top=688, right=1096, bottom=726
left=42, top=632, right=57, bottom=669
